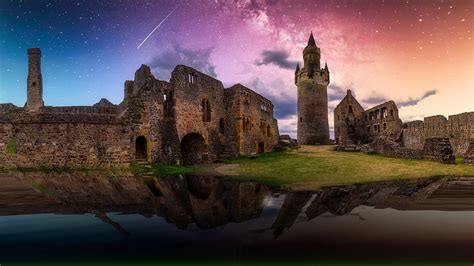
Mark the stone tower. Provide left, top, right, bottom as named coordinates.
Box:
left=26, top=48, right=44, bottom=112
left=296, top=32, right=330, bottom=144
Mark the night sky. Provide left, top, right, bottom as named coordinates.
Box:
left=0, top=0, right=472, bottom=136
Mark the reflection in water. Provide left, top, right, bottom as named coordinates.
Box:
left=0, top=173, right=473, bottom=262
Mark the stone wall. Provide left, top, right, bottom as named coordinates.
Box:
left=0, top=114, right=130, bottom=167
left=462, top=139, right=474, bottom=164
left=368, top=136, right=455, bottom=164
left=334, top=90, right=365, bottom=145
left=225, top=84, right=278, bottom=155
left=0, top=48, right=280, bottom=167
left=170, top=65, right=228, bottom=163
left=363, top=101, right=402, bottom=141
left=334, top=91, right=403, bottom=146
left=402, top=112, right=473, bottom=156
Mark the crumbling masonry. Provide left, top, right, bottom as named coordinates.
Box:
left=0, top=48, right=279, bottom=167
left=334, top=89, right=473, bottom=163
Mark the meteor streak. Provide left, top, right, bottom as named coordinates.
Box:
left=137, top=7, right=177, bottom=49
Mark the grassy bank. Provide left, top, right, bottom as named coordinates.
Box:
left=225, top=145, right=474, bottom=190
left=131, top=163, right=192, bottom=176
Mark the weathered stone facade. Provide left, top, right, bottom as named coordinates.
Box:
left=0, top=48, right=279, bottom=167
left=334, top=90, right=402, bottom=146
left=334, top=89, right=473, bottom=161
left=296, top=33, right=330, bottom=145
left=403, top=112, right=474, bottom=156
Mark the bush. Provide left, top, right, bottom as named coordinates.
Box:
left=6, top=138, right=17, bottom=155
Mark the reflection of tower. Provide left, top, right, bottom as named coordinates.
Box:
left=296, top=33, right=330, bottom=144
left=26, top=48, right=44, bottom=112
left=271, top=191, right=312, bottom=238
left=94, top=212, right=130, bottom=237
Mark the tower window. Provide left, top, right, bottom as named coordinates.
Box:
left=299, top=117, right=302, bottom=123
left=202, top=99, right=211, bottom=122
left=32, top=82, right=36, bottom=86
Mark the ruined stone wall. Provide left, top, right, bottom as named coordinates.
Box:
left=334, top=90, right=365, bottom=145
left=402, top=112, right=473, bottom=156
left=226, top=84, right=278, bottom=155
left=369, top=136, right=455, bottom=164
left=0, top=111, right=130, bottom=167
left=124, top=65, right=180, bottom=164
left=362, top=101, right=402, bottom=142
left=170, top=65, right=227, bottom=163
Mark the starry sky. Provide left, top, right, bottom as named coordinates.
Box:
left=0, top=0, right=472, bottom=137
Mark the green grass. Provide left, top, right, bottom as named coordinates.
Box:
left=226, top=145, right=474, bottom=190
left=131, top=163, right=192, bottom=176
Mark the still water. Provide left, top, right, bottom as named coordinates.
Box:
left=0, top=173, right=473, bottom=264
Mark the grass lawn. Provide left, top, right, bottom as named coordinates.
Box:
left=225, top=145, right=474, bottom=190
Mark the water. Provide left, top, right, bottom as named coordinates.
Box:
left=0, top=173, right=473, bottom=264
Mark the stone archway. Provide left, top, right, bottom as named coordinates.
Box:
left=135, top=136, right=147, bottom=161
left=181, top=133, right=209, bottom=165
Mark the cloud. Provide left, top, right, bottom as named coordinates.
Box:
left=148, top=44, right=217, bottom=79
left=362, top=96, right=388, bottom=105
left=327, top=84, right=348, bottom=102
left=247, top=78, right=296, bottom=119
left=255, top=50, right=298, bottom=70
left=397, top=89, right=437, bottom=108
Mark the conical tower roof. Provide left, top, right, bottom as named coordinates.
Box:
left=307, top=32, right=316, bottom=46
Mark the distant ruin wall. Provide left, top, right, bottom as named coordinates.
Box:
left=369, top=137, right=455, bottom=164
left=0, top=112, right=131, bottom=168
left=402, top=112, right=473, bottom=156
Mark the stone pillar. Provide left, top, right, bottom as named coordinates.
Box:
left=26, top=48, right=44, bottom=112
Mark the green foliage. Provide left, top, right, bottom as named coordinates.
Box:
left=6, top=138, right=17, bottom=155
left=455, top=156, right=464, bottom=164
left=131, top=163, right=191, bottom=176
left=227, top=145, right=474, bottom=190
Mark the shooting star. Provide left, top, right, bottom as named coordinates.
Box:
left=137, top=7, right=177, bottom=49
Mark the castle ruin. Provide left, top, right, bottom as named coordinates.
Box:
left=334, top=89, right=473, bottom=162
left=0, top=48, right=279, bottom=167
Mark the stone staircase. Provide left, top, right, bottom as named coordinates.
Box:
left=134, top=153, right=148, bottom=164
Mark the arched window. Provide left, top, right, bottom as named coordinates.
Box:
left=348, top=105, right=353, bottom=114
left=267, top=125, right=271, bottom=137
left=202, top=99, right=211, bottom=122
left=219, top=118, right=225, bottom=134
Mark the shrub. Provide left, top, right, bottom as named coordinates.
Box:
left=6, top=138, right=17, bottom=155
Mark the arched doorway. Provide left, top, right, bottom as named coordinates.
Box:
left=181, top=133, right=209, bottom=165
left=257, top=142, right=264, bottom=154
left=135, top=136, right=147, bottom=162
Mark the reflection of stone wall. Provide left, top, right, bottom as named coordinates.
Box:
left=10, top=173, right=270, bottom=230
left=402, top=112, right=473, bottom=156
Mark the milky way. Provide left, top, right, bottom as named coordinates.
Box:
left=0, top=0, right=472, bottom=136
